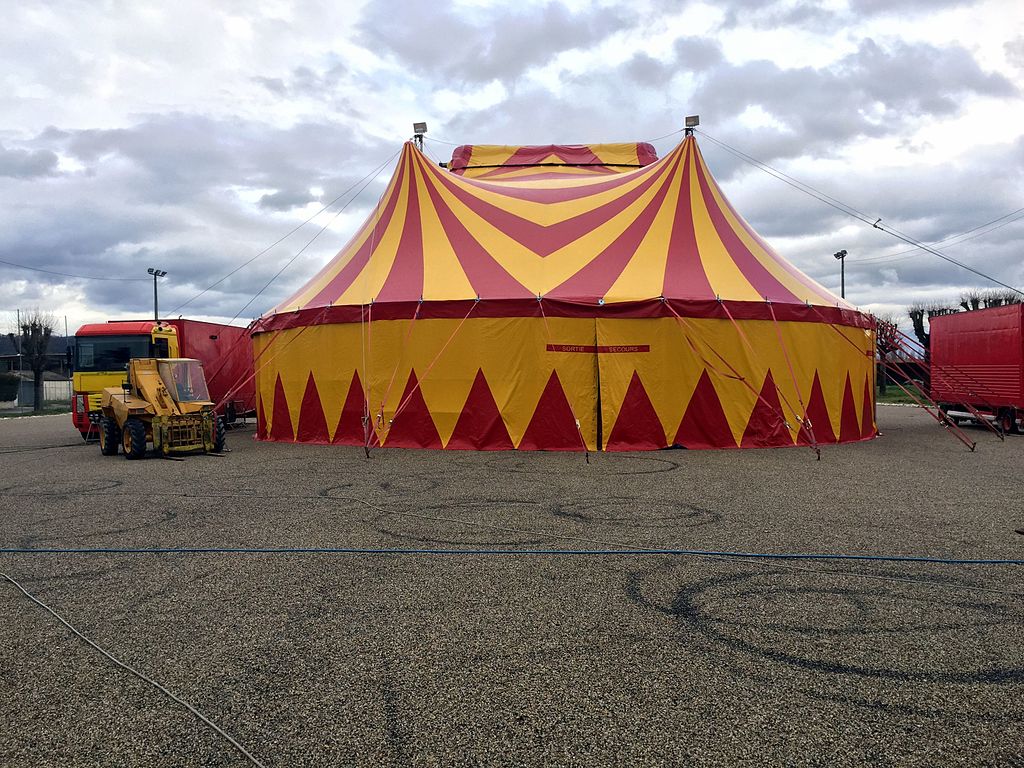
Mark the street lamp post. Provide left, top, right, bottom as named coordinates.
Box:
left=833, top=250, right=847, bottom=299
left=147, top=268, right=167, bottom=320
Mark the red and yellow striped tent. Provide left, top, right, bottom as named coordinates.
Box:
left=253, top=135, right=876, bottom=451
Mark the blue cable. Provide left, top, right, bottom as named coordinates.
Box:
left=0, top=547, right=1021, bottom=565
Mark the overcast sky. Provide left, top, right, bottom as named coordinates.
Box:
left=2, top=0, right=1022, bottom=334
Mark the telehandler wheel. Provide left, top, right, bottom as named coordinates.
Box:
left=122, top=418, right=147, bottom=460
left=212, top=416, right=226, bottom=453
left=99, top=417, right=120, bottom=456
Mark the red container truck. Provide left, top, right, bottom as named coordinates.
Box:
left=930, top=304, right=1024, bottom=434
left=72, top=319, right=255, bottom=439
left=163, top=319, right=256, bottom=422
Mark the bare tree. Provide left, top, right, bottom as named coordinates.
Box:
left=958, top=291, right=983, bottom=311
left=960, top=289, right=1022, bottom=310
left=11, top=310, right=57, bottom=412
left=906, top=302, right=956, bottom=359
left=873, top=313, right=900, bottom=394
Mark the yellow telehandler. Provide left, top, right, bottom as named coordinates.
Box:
left=98, top=358, right=225, bottom=459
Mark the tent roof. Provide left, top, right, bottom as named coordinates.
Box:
left=449, top=142, right=659, bottom=180
left=268, top=136, right=852, bottom=322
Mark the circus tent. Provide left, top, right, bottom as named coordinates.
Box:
left=252, top=134, right=876, bottom=451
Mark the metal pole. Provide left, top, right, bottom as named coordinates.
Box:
left=833, top=250, right=847, bottom=299
left=16, top=309, right=22, bottom=376
left=153, top=273, right=159, bottom=321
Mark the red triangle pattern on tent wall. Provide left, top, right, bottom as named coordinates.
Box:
left=797, top=371, right=838, bottom=445
left=606, top=371, right=667, bottom=451
left=839, top=373, right=860, bottom=443
left=260, top=366, right=874, bottom=450
left=860, top=376, right=875, bottom=439
left=296, top=373, right=330, bottom=443
left=447, top=369, right=514, bottom=450
left=673, top=370, right=736, bottom=448
left=741, top=370, right=793, bottom=448
left=257, top=394, right=268, bottom=440
left=519, top=371, right=583, bottom=451
left=270, top=373, right=295, bottom=442
left=385, top=370, right=443, bottom=448
left=334, top=370, right=369, bottom=446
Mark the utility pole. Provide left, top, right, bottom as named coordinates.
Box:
left=833, top=250, right=847, bottom=299
left=16, top=308, right=22, bottom=377
left=148, top=268, right=167, bottom=320
left=16, top=308, right=23, bottom=408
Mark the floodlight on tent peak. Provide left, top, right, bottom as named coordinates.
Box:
left=412, top=121, right=427, bottom=150
left=684, top=115, right=699, bottom=136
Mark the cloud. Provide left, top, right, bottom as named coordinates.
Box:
left=717, top=0, right=973, bottom=30
left=0, top=143, right=59, bottom=178
left=0, top=111, right=397, bottom=322
left=1006, top=36, right=1024, bottom=68
left=357, top=0, right=634, bottom=84
left=691, top=39, right=1015, bottom=160
left=0, top=0, right=1022, bottom=331
left=258, top=188, right=317, bottom=211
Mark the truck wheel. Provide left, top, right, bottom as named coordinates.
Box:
left=212, top=416, right=226, bottom=453
left=122, top=418, right=147, bottom=460
left=99, top=418, right=120, bottom=456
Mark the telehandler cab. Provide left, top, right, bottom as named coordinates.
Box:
left=98, top=358, right=226, bottom=459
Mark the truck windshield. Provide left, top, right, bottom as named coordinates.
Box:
left=158, top=360, right=211, bottom=403
left=75, top=335, right=151, bottom=372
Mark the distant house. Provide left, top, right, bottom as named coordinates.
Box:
left=0, top=334, right=74, bottom=376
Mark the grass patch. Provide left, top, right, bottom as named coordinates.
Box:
left=877, top=383, right=926, bottom=404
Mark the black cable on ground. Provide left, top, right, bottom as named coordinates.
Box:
left=2, top=546, right=1020, bottom=566
left=0, top=572, right=266, bottom=768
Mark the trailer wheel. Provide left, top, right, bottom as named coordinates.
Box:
left=998, top=410, right=1014, bottom=435
left=99, top=418, right=120, bottom=456
left=122, top=418, right=147, bottom=460
left=212, top=416, right=226, bottom=453
left=1012, top=410, right=1022, bottom=435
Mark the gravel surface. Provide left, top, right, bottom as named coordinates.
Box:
left=0, top=409, right=1022, bottom=767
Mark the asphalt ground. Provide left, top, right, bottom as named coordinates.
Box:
left=0, top=408, right=1021, bottom=767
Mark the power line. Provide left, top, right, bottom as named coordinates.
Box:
left=422, top=135, right=461, bottom=147
left=0, top=258, right=148, bottom=282
left=852, top=208, right=1024, bottom=265
left=168, top=149, right=402, bottom=317
left=696, top=129, right=1024, bottom=297
left=227, top=149, right=400, bottom=324
left=645, top=127, right=685, bottom=144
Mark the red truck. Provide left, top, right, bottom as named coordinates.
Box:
left=931, top=304, right=1024, bottom=434
left=72, top=319, right=255, bottom=439
left=163, top=319, right=255, bottom=423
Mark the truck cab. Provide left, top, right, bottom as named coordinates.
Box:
left=72, top=321, right=179, bottom=439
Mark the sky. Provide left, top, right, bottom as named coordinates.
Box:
left=1, top=0, right=1022, bottom=335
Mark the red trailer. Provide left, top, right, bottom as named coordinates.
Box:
left=164, top=319, right=255, bottom=422
left=931, top=304, right=1024, bottom=434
